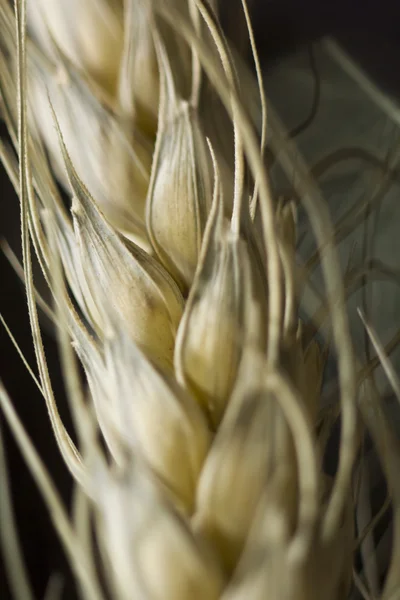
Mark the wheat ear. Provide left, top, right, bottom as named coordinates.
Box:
left=1, top=1, right=400, bottom=599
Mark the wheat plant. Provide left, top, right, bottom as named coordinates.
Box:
left=1, top=1, right=400, bottom=599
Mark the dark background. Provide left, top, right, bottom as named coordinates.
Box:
left=1, top=1, right=400, bottom=598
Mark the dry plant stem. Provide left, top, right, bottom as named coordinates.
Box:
left=0, top=139, right=20, bottom=191
left=304, top=146, right=400, bottom=274
left=42, top=574, right=64, bottom=600
left=72, top=485, right=97, bottom=600
left=279, top=242, right=296, bottom=333
left=353, top=567, right=373, bottom=600
left=3, top=53, right=56, bottom=289
left=1, top=135, right=97, bottom=350
left=295, top=144, right=400, bottom=251
left=324, top=38, right=400, bottom=128
left=354, top=320, right=398, bottom=599
left=0, top=130, right=53, bottom=291
left=265, top=371, right=319, bottom=553
left=357, top=330, right=400, bottom=387
left=311, top=147, right=400, bottom=184
left=14, top=0, right=84, bottom=483
left=356, top=459, right=380, bottom=597
left=0, top=240, right=57, bottom=324
left=193, top=0, right=245, bottom=235
left=43, top=208, right=97, bottom=464
left=265, top=104, right=357, bottom=542
left=156, top=0, right=283, bottom=365
left=189, top=0, right=201, bottom=105
left=288, top=44, right=320, bottom=139
left=357, top=382, right=400, bottom=600
left=307, top=261, right=400, bottom=337
left=0, top=312, right=44, bottom=395
left=358, top=309, right=400, bottom=402
left=321, top=330, right=400, bottom=410
left=355, top=494, right=392, bottom=552
left=0, top=424, right=34, bottom=600
left=239, top=0, right=267, bottom=217
left=0, top=383, right=104, bottom=600
left=359, top=318, right=400, bottom=600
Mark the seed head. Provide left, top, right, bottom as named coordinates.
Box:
left=50, top=120, right=185, bottom=371
left=175, top=174, right=268, bottom=427
left=0, top=1, right=383, bottom=599
left=27, top=0, right=124, bottom=93
left=147, top=100, right=213, bottom=290
left=94, top=459, right=225, bottom=600
left=29, top=59, right=152, bottom=239
left=98, top=332, right=212, bottom=513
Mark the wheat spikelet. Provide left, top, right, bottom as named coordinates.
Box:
left=1, top=1, right=400, bottom=599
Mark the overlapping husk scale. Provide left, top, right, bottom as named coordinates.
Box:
left=1, top=1, right=399, bottom=599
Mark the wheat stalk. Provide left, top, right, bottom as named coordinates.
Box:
left=1, top=0, right=400, bottom=599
